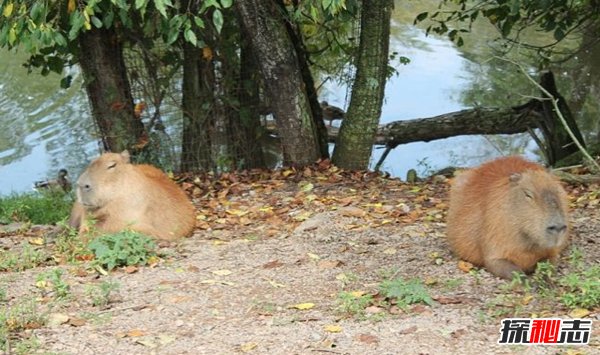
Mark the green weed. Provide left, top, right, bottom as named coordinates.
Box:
left=1, top=298, right=47, bottom=352
left=379, top=277, right=434, bottom=309
left=36, top=269, right=70, bottom=300
left=335, top=291, right=374, bottom=318
left=85, top=280, right=120, bottom=307
left=88, top=230, right=157, bottom=270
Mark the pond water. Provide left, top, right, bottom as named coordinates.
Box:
left=0, top=1, right=598, bottom=196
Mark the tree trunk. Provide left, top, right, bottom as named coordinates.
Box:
left=332, top=0, right=394, bottom=169
left=235, top=0, right=322, bottom=166
left=278, top=0, right=330, bottom=159
left=231, top=28, right=266, bottom=169
left=180, top=40, right=215, bottom=172
left=266, top=105, right=541, bottom=145
left=78, top=27, right=146, bottom=154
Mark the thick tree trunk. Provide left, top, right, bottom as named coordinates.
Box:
left=235, top=0, right=322, bottom=166
left=180, top=41, right=215, bottom=172
left=231, top=30, right=266, bottom=169
left=332, top=0, right=394, bottom=169
left=78, top=27, right=146, bottom=154
left=277, top=0, right=329, bottom=159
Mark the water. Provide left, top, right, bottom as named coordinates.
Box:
left=0, top=2, right=598, bottom=196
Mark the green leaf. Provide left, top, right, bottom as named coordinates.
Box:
left=184, top=28, right=197, bottom=46
left=193, top=16, right=205, bottom=28
left=220, top=0, right=233, bottom=9
left=414, top=11, right=428, bottom=24
left=212, top=8, right=223, bottom=33
left=154, top=0, right=168, bottom=18
left=135, top=0, right=149, bottom=10
left=91, top=16, right=103, bottom=28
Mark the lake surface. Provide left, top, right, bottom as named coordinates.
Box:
left=0, top=1, right=598, bottom=195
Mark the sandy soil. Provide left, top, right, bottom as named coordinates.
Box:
left=1, top=173, right=599, bottom=355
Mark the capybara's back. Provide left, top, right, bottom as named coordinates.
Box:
left=446, top=156, right=569, bottom=279
left=70, top=151, right=195, bottom=240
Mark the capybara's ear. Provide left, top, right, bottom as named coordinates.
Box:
left=509, top=172, right=522, bottom=184
left=120, top=150, right=131, bottom=163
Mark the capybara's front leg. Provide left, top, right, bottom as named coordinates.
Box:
left=68, top=202, right=87, bottom=233
left=484, top=258, right=523, bottom=280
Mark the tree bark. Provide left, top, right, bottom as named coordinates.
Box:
left=332, top=0, right=394, bottom=169
left=235, top=0, right=322, bottom=166
left=231, top=27, right=266, bottom=169
left=78, top=27, right=146, bottom=154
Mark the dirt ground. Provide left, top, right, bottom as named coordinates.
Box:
left=1, top=169, right=599, bottom=355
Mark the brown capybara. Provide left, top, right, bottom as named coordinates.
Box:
left=68, top=151, right=196, bottom=240
left=446, top=156, right=569, bottom=280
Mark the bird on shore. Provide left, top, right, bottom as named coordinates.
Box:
left=320, top=101, right=345, bottom=127
left=34, top=169, right=72, bottom=192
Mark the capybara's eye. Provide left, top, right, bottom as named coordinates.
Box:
left=523, top=190, right=534, bottom=199
left=107, top=162, right=117, bottom=169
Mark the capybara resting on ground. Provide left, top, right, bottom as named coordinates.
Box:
left=446, top=156, right=569, bottom=279
left=69, top=151, right=196, bottom=240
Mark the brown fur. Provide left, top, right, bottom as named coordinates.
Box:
left=446, top=156, right=569, bottom=279
left=68, top=151, right=196, bottom=240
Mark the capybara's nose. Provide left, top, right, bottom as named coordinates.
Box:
left=547, top=224, right=567, bottom=235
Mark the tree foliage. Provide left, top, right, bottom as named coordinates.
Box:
left=415, top=0, right=600, bottom=62
left=0, top=0, right=229, bottom=83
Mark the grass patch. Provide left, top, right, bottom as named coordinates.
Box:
left=335, top=291, right=375, bottom=319
left=0, top=243, right=49, bottom=272
left=1, top=298, right=47, bottom=353
left=0, top=191, right=73, bottom=225
left=35, top=269, right=71, bottom=301
left=85, top=280, right=120, bottom=307
left=490, top=248, right=600, bottom=318
left=88, top=230, right=157, bottom=270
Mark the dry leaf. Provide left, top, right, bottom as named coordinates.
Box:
left=290, top=302, right=315, bottom=310
left=212, top=269, right=233, bottom=276
left=28, top=237, right=44, bottom=245
left=355, top=333, right=379, bottom=344
left=569, top=308, right=590, bottom=318
left=457, top=260, right=474, bottom=273
left=47, top=313, right=70, bottom=327
left=324, top=324, right=342, bottom=333
left=262, top=260, right=284, bottom=269
left=124, top=265, right=138, bottom=274
left=127, top=329, right=146, bottom=337
left=383, top=247, right=397, bottom=255
left=68, top=317, right=87, bottom=327
left=339, top=206, right=367, bottom=217
left=240, top=342, right=258, bottom=352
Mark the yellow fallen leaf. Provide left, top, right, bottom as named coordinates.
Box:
left=213, top=240, right=227, bottom=245
left=521, top=295, right=534, bottom=305
left=127, top=329, right=146, bottom=337
left=282, top=169, right=294, bottom=177
left=569, top=308, right=590, bottom=318
left=350, top=290, right=366, bottom=298
left=28, top=237, right=44, bottom=245
left=300, top=182, right=314, bottom=192
left=240, top=342, right=258, bottom=352
left=290, top=302, right=315, bottom=310
left=226, top=209, right=249, bottom=217
left=457, top=260, right=473, bottom=273
left=307, top=253, right=320, bottom=260
left=212, top=269, right=232, bottom=276
left=324, top=324, right=342, bottom=333
left=383, top=247, right=396, bottom=255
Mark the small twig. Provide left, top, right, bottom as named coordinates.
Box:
left=495, top=56, right=600, bottom=172
left=96, top=303, right=150, bottom=315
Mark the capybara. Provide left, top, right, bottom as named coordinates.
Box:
left=68, top=151, right=196, bottom=240
left=446, top=156, right=569, bottom=280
